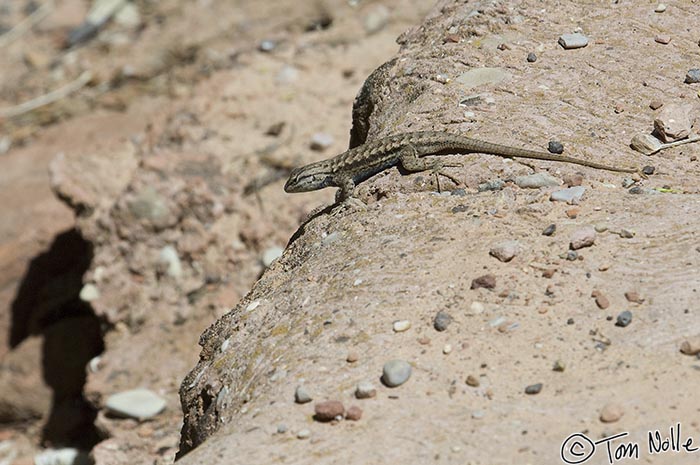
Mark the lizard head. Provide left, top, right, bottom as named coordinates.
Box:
left=284, top=163, right=334, bottom=193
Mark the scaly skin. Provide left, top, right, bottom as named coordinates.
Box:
left=284, top=131, right=638, bottom=201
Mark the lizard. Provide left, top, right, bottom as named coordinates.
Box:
left=284, top=131, right=638, bottom=202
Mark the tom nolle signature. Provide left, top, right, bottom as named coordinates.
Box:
left=560, top=423, right=698, bottom=464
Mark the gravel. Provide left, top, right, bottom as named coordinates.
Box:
left=615, top=310, right=633, bottom=327
left=558, top=33, right=589, bottom=49
left=524, top=383, right=543, bottom=395
left=548, top=140, right=564, bottom=154
left=294, top=385, right=312, bottom=404
left=433, top=311, right=453, bottom=331
left=355, top=381, right=377, bottom=399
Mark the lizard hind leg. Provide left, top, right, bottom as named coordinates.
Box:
left=398, top=145, right=463, bottom=193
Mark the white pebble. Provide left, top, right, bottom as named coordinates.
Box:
left=296, top=429, right=311, bottom=439
left=79, top=283, right=100, bottom=302
left=392, top=320, right=411, bottom=332
left=443, top=344, right=452, bottom=354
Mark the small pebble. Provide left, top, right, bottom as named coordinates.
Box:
left=393, top=320, right=411, bottom=332
left=417, top=336, right=431, bottom=345
left=265, top=121, right=285, bottom=136
left=471, top=273, right=496, bottom=290
left=600, top=403, right=624, bottom=423
left=655, top=3, right=667, bottom=12
left=620, top=229, right=635, bottom=238
left=294, top=386, right=312, bottom=404
left=262, top=246, right=283, bottom=267
left=443, top=344, right=452, bottom=354
left=297, top=429, right=311, bottom=439
left=566, top=208, right=579, bottom=219
left=381, top=360, right=412, bottom=387
left=489, top=240, right=520, bottom=262
left=630, top=133, right=664, bottom=155
left=570, top=227, right=596, bottom=250
left=542, top=224, right=556, bottom=236
left=469, top=301, right=485, bottom=315
left=550, top=186, right=586, bottom=204
left=314, top=400, right=345, bottom=422
left=642, top=165, right=655, bottom=175
left=363, top=4, right=390, bottom=34
left=548, top=140, right=564, bottom=154
left=553, top=360, right=566, bottom=372
left=680, top=337, right=700, bottom=355
left=355, top=381, right=377, bottom=399
left=615, top=310, right=633, bottom=327
left=433, top=311, right=453, bottom=331
left=515, top=173, right=560, bottom=189
left=465, top=375, right=480, bottom=387
left=654, top=34, right=671, bottom=44
left=563, top=174, right=584, bottom=187
left=686, top=69, right=700, bottom=84
left=277, top=424, right=287, bottom=434
left=526, top=52, right=537, bottom=63
left=79, top=283, right=100, bottom=302
left=542, top=268, right=556, bottom=278
left=558, top=33, right=588, bottom=49
left=591, top=290, right=610, bottom=309
left=471, top=410, right=485, bottom=419
left=567, top=318, right=575, bottom=325
left=625, top=291, right=644, bottom=304
left=105, top=389, right=166, bottom=420
left=346, top=352, right=359, bottom=363
left=524, top=383, right=543, bottom=395
left=477, top=179, right=505, bottom=192
left=345, top=405, right=363, bottom=421
left=310, top=133, right=335, bottom=151
left=649, top=100, right=664, bottom=110
left=258, top=39, right=276, bottom=52
left=654, top=104, right=692, bottom=142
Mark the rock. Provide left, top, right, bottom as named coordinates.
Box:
left=615, top=310, right=633, bottom=327
left=310, top=132, right=334, bottom=151
left=649, top=100, right=664, bottom=110
left=565, top=208, right=579, bottom=219
left=114, top=1, right=140, bottom=27
left=526, top=52, right=537, bottom=63
left=591, top=290, right=610, bottom=309
left=314, top=400, right=345, bottom=422
left=296, top=429, right=310, bottom=439
left=548, top=140, right=564, bottom=154
left=477, top=179, right=505, bottom=191
left=624, top=291, right=644, bottom=304
left=261, top=246, right=283, bottom=267
left=345, top=405, right=363, bottom=421
left=515, top=173, right=560, bottom=189
left=381, top=360, right=412, bottom=387
left=552, top=360, right=566, bottom=372
left=563, top=174, right=583, bottom=187
left=489, top=240, right=520, bottom=262
left=442, top=344, right=452, bottom=354
left=654, top=3, right=667, bottom=12
left=686, top=69, right=700, bottom=84
left=265, top=122, right=285, bottom=136
left=355, top=381, right=377, bottom=399
left=642, top=165, right=655, bottom=175
left=79, top=283, right=100, bottom=302
left=158, top=245, right=182, bottom=278
left=558, top=33, right=588, bottom=49
left=455, top=67, right=510, bottom=89
left=392, top=320, right=411, bottom=332
left=570, top=227, right=596, bottom=250
left=433, top=311, right=453, bottom=331
left=363, top=4, right=390, bottom=34
left=680, top=337, right=700, bottom=355
left=654, top=34, right=671, bottom=44
left=524, top=383, right=543, bottom=395
left=471, top=273, right=496, bottom=289
left=630, top=133, right=664, bottom=155
left=276, top=424, right=287, bottom=434
left=468, top=301, right=485, bottom=315
left=346, top=352, right=359, bottom=363
left=294, top=386, right=312, bottom=404
left=600, top=403, right=624, bottom=423
left=259, top=39, right=276, bottom=52
left=550, top=186, right=586, bottom=204
left=34, top=448, right=91, bottom=465
left=465, top=375, right=480, bottom=387
left=542, top=224, right=556, bottom=236
left=653, top=104, right=692, bottom=142
left=105, top=388, right=166, bottom=420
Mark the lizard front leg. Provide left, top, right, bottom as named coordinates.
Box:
left=398, top=145, right=463, bottom=192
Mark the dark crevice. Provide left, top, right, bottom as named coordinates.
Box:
left=8, top=228, right=104, bottom=449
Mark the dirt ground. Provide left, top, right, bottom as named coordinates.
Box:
left=1, top=0, right=700, bottom=464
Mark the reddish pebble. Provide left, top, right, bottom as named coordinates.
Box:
left=471, top=273, right=496, bottom=290
left=542, top=268, right=556, bottom=279
left=563, top=174, right=584, bottom=187
left=625, top=291, right=644, bottom=304
left=654, top=34, right=671, bottom=44
left=345, top=406, right=363, bottom=421
left=566, top=207, right=580, bottom=219
left=649, top=100, right=664, bottom=110
left=591, top=290, right=610, bottom=310
left=346, top=352, right=359, bottom=363
left=314, top=401, right=345, bottom=422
